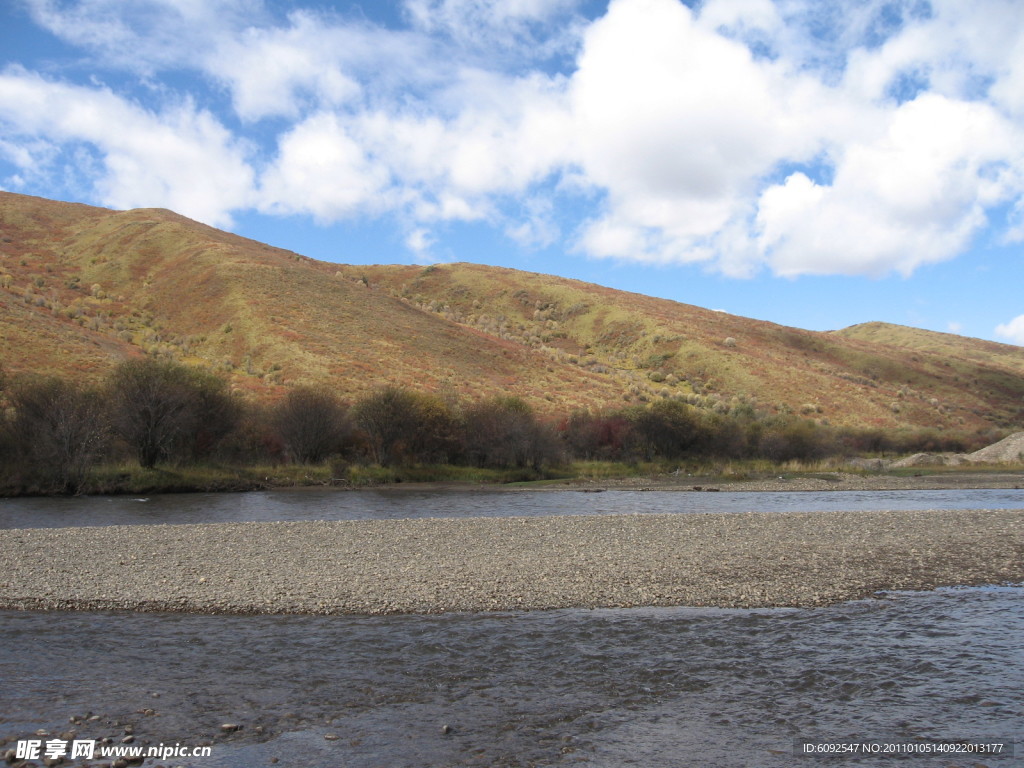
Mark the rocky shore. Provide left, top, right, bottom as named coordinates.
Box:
left=552, top=469, right=1024, bottom=492
left=2, top=509, right=1022, bottom=615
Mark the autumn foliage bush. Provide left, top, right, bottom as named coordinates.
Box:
left=0, top=358, right=1009, bottom=495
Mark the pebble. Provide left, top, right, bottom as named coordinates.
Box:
left=0, top=509, right=1021, bottom=614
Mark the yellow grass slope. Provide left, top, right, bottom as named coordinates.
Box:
left=835, top=321, right=1024, bottom=376
left=0, top=192, right=622, bottom=408
left=345, top=262, right=1024, bottom=430
left=1, top=191, right=1022, bottom=430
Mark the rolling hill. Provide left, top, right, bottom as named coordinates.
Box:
left=2, top=191, right=1023, bottom=433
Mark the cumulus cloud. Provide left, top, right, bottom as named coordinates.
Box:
left=0, top=68, right=253, bottom=225
left=208, top=16, right=363, bottom=122
left=204, top=11, right=441, bottom=122
left=757, top=94, right=1021, bottom=276
left=404, top=227, right=436, bottom=261
left=569, top=0, right=818, bottom=265
left=257, top=112, right=388, bottom=221
left=355, top=70, right=572, bottom=200
left=995, top=315, right=1024, bottom=345
left=569, top=0, right=1024, bottom=276
left=6, top=0, right=1024, bottom=276
left=251, top=66, right=573, bottom=237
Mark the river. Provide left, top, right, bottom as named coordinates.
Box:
left=0, top=489, right=1021, bottom=767
left=2, top=486, right=1023, bottom=528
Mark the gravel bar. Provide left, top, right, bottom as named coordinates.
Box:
left=1, top=509, right=1022, bottom=615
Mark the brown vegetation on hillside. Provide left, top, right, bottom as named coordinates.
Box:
left=343, top=261, right=1024, bottom=432
left=2, top=191, right=1023, bottom=436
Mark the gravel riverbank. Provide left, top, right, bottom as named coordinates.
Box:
left=2, top=509, right=1022, bottom=614
left=553, top=469, right=1024, bottom=492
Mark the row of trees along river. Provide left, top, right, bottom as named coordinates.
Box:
left=0, top=359, right=1000, bottom=495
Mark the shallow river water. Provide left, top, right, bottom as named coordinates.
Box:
left=1, top=589, right=1021, bottom=767
left=2, top=486, right=1023, bottom=528
left=1, top=490, right=1021, bottom=767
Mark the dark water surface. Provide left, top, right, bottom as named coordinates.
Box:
left=0, top=588, right=1020, bottom=767
left=3, top=487, right=1024, bottom=528
left=1, top=490, right=1021, bottom=766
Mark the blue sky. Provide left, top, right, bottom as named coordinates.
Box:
left=2, top=0, right=1023, bottom=343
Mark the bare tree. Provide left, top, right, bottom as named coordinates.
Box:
left=562, top=410, right=634, bottom=461
left=462, top=397, right=561, bottom=470
left=110, top=359, right=237, bottom=468
left=7, top=376, right=108, bottom=493
left=352, top=387, right=457, bottom=466
left=627, top=400, right=705, bottom=460
left=273, top=385, right=351, bottom=464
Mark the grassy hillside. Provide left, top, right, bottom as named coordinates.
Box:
left=0, top=192, right=623, bottom=409
left=342, top=262, right=1024, bottom=431
left=2, top=191, right=1022, bottom=432
left=835, top=321, right=1024, bottom=375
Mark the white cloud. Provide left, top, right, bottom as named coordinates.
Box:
left=402, top=0, right=584, bottom=57
left=757, top=94, right=1022, bottom=277
left=257, top=112, right=388, bottom=222
left=251, top=65, right=572, bottom=238
left=405, top=0, right=579, bottom=28
left=132, top=1, right=576, bottom=244
left=25, top=0, right=263, bottom=74
left=566, top=0, right=1024, bottom=276
left=208, top=13, right=365, bottom=121
left=700, top=0, right=783, bottom=34
left=7, top=0, right=1024, bottom=276
left=0, top=136, right=60, bottom=184
left=404, top=227, right=435, bottom=261
left=203, top=10, right=445, bottom=123
left=568, top=0, right=827, bottom=264
left=306, top=67, right=574, bottom=241
left=0, top=68, right=253, bottom=225
left=505, top=195, right=559, bottom=248
left=995, top=315, right=1024, bottom=345
left=387, top=70, right=572, bottom=197
left=833, top=0, right=1024, bottom=109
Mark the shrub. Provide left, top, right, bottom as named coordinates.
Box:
left=109, top=358, right=238, bottom=468
left=463, top=397, right=562, bottom=470
left=562, top=410, right=634, bottom=461
left=627, top=400, right=708, bottom=460
left=213, top=400, right=281, bottom=465
left=757, top=418, right=835, bottom=462
left=5, top=376, right=108, bottom=493
left=352, top=387, right=459, bottom=466
left=273, top=386, right=351, bottom=464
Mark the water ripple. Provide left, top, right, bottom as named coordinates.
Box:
left=0, top=587, right=1020, bottom=766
